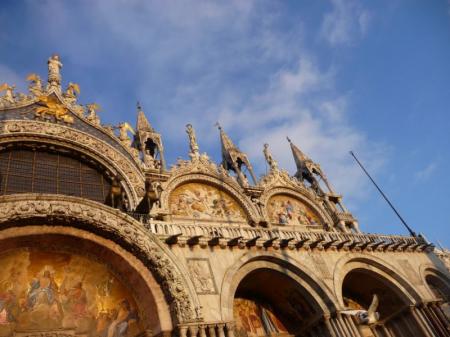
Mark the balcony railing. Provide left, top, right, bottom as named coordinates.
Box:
left=128, top=213, right=430, bottom=252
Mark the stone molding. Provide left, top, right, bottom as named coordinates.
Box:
left=0, top=120, right=145, bottom=204
left=0, top=194, right=198, bottom=324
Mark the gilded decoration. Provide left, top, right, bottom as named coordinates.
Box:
left=233, top=298, right=288, bottom=337
left=267, top=195, right=321, bottom=227
left=169, top=183, right=246, bottom=222
left=0, top=195, right=197, bottom=323
left=0, top=248, right=141, bottom=337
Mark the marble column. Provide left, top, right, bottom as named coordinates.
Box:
left=410, top=306, right=435, bottom=337
left=217, top=324, right=226, bottom=337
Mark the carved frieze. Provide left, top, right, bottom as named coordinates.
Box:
left=186, top=258, right=217, bottom=294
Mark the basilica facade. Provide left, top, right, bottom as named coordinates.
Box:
left=0, top=55, right=448, bottom=337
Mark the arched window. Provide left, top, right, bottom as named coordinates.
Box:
left=0, top=148, right=112, bottom=203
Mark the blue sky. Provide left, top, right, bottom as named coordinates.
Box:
left=1, top=0, right=449, bottom=245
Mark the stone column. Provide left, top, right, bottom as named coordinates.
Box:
left=424, top=305, right=447, bottom=336
left=381, top=324, right=395, bottom=337
left=199, top=325, right=207, bottom=337
left=343, top=315, right=361, bottom=337
left=225, top=323, right=235, bottom=337
left=430, top=303, right=450, bottom=332
left=418, top=307, right=440, bottom=336
left=179, top=326, right=188, bottom=337
left=208, top=325, right=217, bottom=337
left=189, top=325, right=199, bottom=337
left=337, top=315, right=354, bottom=337
left=217, top=324, right=226, bottom=337
left=410, top=306, right=436, bottom=337
left=323, top=316, right=338, bottom=337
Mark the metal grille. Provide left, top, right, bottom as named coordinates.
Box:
left=0, top=149, right=111, bottom=203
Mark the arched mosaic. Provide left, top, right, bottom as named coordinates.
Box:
left=233, top=298, right=288, bottom=337
left=169, top=182, right=247, bottom=222
left=0, top=248, right=141, bottom=337
left=267, top=194, right=321, bottom=227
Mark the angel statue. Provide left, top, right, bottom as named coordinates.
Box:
left=86, top=103, right=101, bottom=126
left=26, top=73, right=43, bottom=96
left=47, top=54, right=63, bottom=88
left=263, top=143, right=278, bottom=171
left=64, top=82, right=80, bottom=104
left=342, top=294, right=380, bottom=325
left=0, top=83, right=16, bottom=106
left=116, top=122, right=135, bottom=145
left=186, top=123, right=199, bottom=158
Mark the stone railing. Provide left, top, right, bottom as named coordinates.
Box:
left=128, top=213, right=430, bottom=252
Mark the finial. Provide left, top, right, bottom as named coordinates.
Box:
left=137, top=101, right=142, bottom=111
left=287, top=136, right=292, bottom=143
left=215, top=122, right=222, bottom=130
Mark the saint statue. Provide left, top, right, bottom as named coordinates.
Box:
left=0, top=83, right=15, bottom=105
left=86, top=103, right=101, bottom=126
left=27, top=73, right=43, bottom=96
left=47, top=54, right=63, bottom=88
left=263, top=143, right=278, bottom=171
left=186, top=123, right=199, bottom=158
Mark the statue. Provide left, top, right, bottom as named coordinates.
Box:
left=0, top=83, right=16, bottom=105
left=135, top=181, right=164, bottom=214
left=116, top=122, right=135, bottom=146
left=263, top=143, right=278, bottom=171
left=47, top=54, right=63, bottom=89
left=26, top=73, right=43, bottom=96
left=86, top=103, right=101, bottom=126
left=35, top=95, right=74, bottom=124
left=64, top=82, right=80, bottom=104
left=186, top=123, right=199, bottom=158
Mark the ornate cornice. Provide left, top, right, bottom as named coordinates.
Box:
left=0, top=194, right=198, bottom=324
left=0, top=119, right=145, bottom=204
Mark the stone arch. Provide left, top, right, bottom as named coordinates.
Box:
left=0, top=193, right=200, bottom=324
left=0, top=225, right=172, bottom=334
left=420, top=264, right=450, bottom=301
left=333, top=253, right=422, bottom=309
left=259, top=186, right=333, bottom=227
left=0, top=120, right=145, bottom=206
left=220, top=251, right=339, bottom=324
left=160, top=172, right=260, bottom=224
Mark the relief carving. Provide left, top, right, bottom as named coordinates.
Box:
left=186, top=259, right=217, bottom=294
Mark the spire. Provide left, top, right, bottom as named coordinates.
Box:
left=287, top=136, right=309, bottom=169
left=136, top=102, right=154, bottom=133
left=217, top=123, right=257, bottom=186
left=133, top=103, right=165, bottom=171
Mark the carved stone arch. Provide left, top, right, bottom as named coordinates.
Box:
left=260, top=186, right=333, bottom=226
left=220, top=251, right=339, bottom=322
left=419, top=263, right=450, bottom=301
left=0, top=194, right=200, bottom=324
left=333, top=253, right=422, bottom=308
left=0, top=121, right=146, bottom=207
left=160, top=172, right=260, bottom=224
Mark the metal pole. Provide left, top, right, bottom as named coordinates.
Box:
left=349, top=151, right=416, bottom=237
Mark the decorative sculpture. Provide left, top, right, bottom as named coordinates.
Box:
left=47, top=54, right=63, bottom=90
left=263, top=143, right=278, bottom=171
left=86, top=103, right=101, bottom=126
left=26, top=73, right=43, bottom=96
left=186, top=123, right=199, bottom=159
left=116, top=122, right=135, bottom=144
left=0, top=83, right=16, bottom=105
left=64, top=82, right=80, bottom=104
left=135, top=180, right=163, bottom=214
left=35, top=95, right=74, bottom=124
left=105, top=177, right=127, bottom=210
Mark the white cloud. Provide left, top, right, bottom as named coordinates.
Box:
left=16, top=0, right=385, bottom=207
left=414, top=162, right=438, bottom=182
left=320, top=0, right=371, bottom=46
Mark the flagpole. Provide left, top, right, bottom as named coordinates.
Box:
left=349, top=151, right=416, bottom=237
